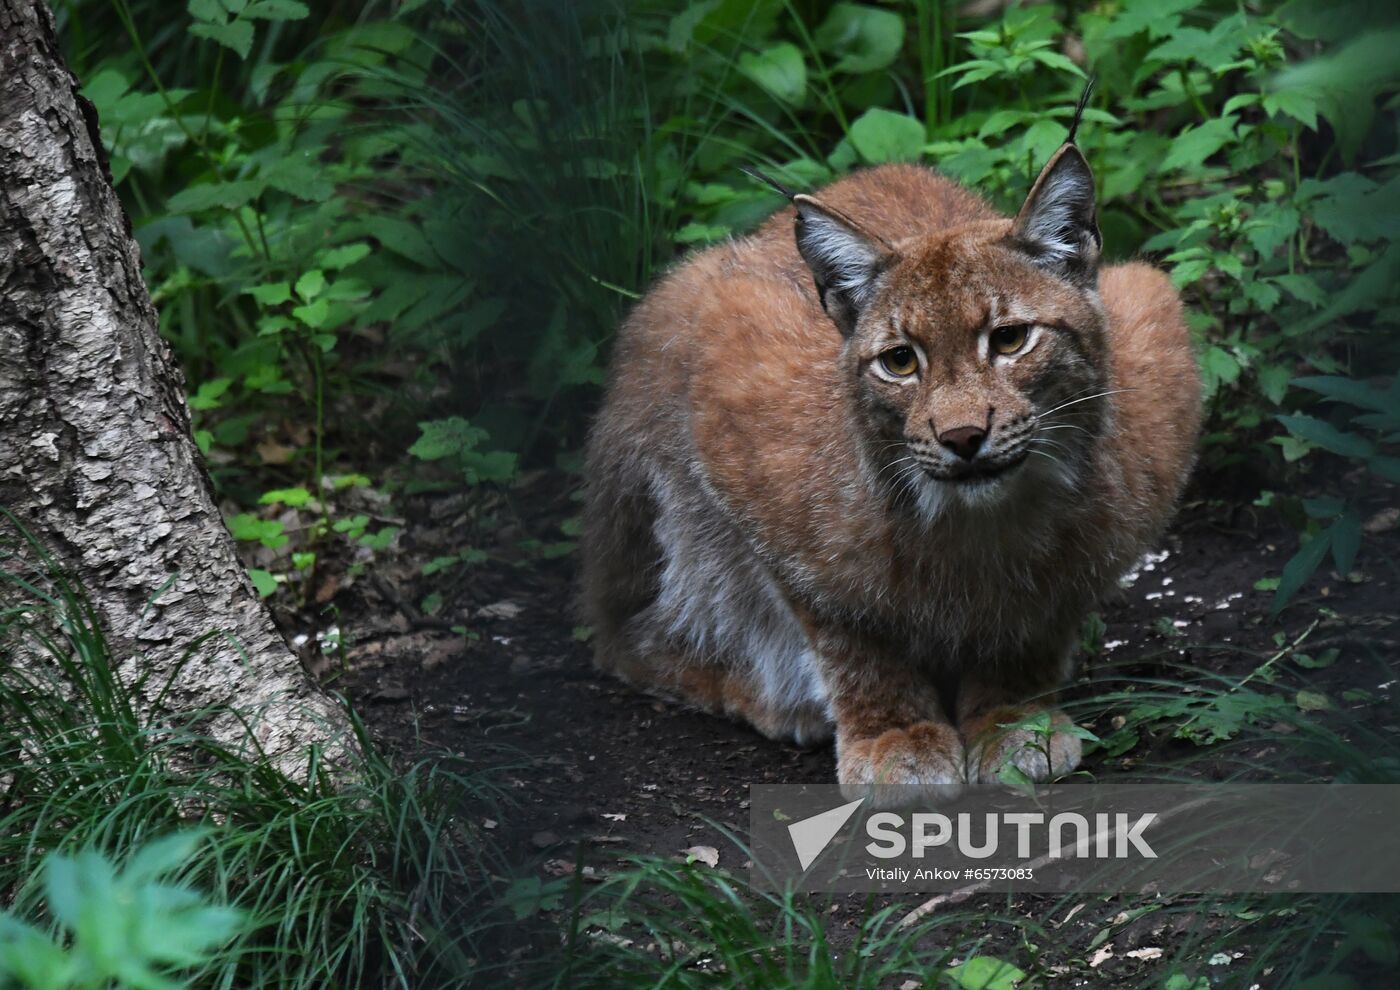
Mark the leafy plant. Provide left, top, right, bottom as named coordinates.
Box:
left=0, top=833, right=242, bottom=990
left=0, top=535, right=513, bottom=989
left=1270, top=373, right=1399, bottom=609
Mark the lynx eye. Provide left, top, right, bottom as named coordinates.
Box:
left=878, top=346, right=919, bottom=378
left=990, top=324, right=1031, bottom=356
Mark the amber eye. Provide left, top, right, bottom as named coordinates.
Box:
left=878, top=346, right=919, bottom=377
left=990, top=324, right=1030, bottom=356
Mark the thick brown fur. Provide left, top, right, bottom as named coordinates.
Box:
left=581, top=156, right=1201, bottom=805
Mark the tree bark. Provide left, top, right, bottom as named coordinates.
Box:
left=0, top=0, right=353, bottom=764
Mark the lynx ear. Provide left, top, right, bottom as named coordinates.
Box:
left=792, top=194, right=892, bottom=337
left=1010, top=144, right=1101, bottom=286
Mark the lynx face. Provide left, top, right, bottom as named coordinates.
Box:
left=792, top=145, right=1108, bottom=514
left=852, top=242, right=1109, bottom=511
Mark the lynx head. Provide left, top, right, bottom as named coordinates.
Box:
left=789, top=132, right=1109, bottom=517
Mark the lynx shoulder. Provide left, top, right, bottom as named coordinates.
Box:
left=581, top=121, right=1201, bottom=805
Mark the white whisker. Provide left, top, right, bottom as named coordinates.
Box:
left=1039, top=387, right=1136, bottom=418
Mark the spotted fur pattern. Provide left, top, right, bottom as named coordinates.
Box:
left=581, top=154, right=1201, bottom=805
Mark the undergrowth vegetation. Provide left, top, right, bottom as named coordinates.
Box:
left=4, top=0, right=1394, bottom=988
left=0, top=533, right=511, bottom=989
left=55, top=0, right=1400, bottom=610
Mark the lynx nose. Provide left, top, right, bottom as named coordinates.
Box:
left=937, top=425, right=987, bottom=461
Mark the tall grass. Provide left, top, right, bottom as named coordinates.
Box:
left=0, top=536, right=513, bottom=989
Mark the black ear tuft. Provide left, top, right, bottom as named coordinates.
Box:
left=1065, top=75, right=1096, bottom=146
left=790, top=195, right=893, bottom=337
left=739, top=164, right=799, bottom=201
left=1010, top=144, right=1101, bottom=285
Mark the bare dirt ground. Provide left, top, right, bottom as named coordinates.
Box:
left=269, top=469, right=1400, bottom=984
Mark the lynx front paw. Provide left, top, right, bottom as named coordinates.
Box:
left=964, top=707, right=1082, bottom=786
left=837, top=721, right=966, bottom=808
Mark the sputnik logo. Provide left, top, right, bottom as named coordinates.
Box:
left=787, top=798, right=865, bottom=870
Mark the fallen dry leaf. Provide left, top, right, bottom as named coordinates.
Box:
left=1089, top=945, right=1114, bottom=968
left=601, top=812, right=627, bottom=822
left=1364, top=506, right=1399, bottom=534
left=479, top=600, right=523, bottom=620
left=256, top=440, right=295, bottom=465
left=314, top=573, right=341, bottom=604
left=1125, top=947, right=1163, bottom=961
left=683, top=845, right=719, bottom=868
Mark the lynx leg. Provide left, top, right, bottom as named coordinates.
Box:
left=957, top=670, right=1082, bottom=786
left=598, top=640, right=831, bottom=746
left=800, top=620, right=965, bottom=807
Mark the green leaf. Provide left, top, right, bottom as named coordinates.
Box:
left=674, top=222, right=730, bottom=244
left=258, top=486, right=312, bottom=507
left=1310, top=174, right=1400, bottom=245
left=291, top=297, right=330, bottom=328
left=125, top=830, right=208, bottom=882
left=187, top=377, right=232, bottom=411
left=295, top=269, right=326, bottom=300
left=977, top=109, right=1031, bottom=140
left=1271, top=273, right=1326, bottom=308
left=260, top=153, right=336, bottom=202
left=189, top=18, right=255, bottom=59
left=1263, top=87, right=1320, bottom=130
left=813, top=2, right=905, bottom=74
left=187, top=0, right=226, bottom=23
left=1331, top=512, right=1361, bottom=574
left=1272, top=529, right=1332, bottom=613
left=359, top=527, right=399, bottom=551
left=248, top=568, right=278, bottom=598
left=226, top=514, right=288, bottom=549
left=366, top=216, right=438, bottom=267
left=244, top=0, right=309, bottom=19
left=1257, top=365, right=1292, bottom=405
left=408, top=417, right=488, bottom=461
left=166, top=179, right=262, bottom=214
left=320, top=242, right=371, bottom=269
left=996, top=763, right=1036, bottom=797
left=1160, top=116, right=1238, bottom=173
left=1276, top=414, right=1375, bottom=459
left=1296, top=689, right=1332, bottom=712
left=848, top=108, right=925, bottom=164
left=1247, top=205, right=1300, bottom=259
left=1102, top=0, right=1202, bottom=41
left=247, top=281, right=291, bottom=305
left=738, top=42, right=806, bottom=105
left=1202, top=345, right=1241, bottom=393
left=1292, top=375, right=1397, bottom=413
left=946, top=955, right=1027, bottom=990
left=421, top=555, right=463, bottom=576
left=1029, top=49, right=1086, bottom=78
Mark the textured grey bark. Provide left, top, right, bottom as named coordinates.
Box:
left=0, top=0, right=353, bottom=764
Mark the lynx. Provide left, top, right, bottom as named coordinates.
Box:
left=581, top=106, right=1201, bottom=804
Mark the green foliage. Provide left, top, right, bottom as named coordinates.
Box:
left=0, top=834, right=242, bottom=990
left=408, top=417, right=517, bottom=486
left=63, top=0, right=1399, bottom=594
left=944, top=955, right=1026, bottom=990
left=0, top=536, right=511, bottom=989
left=551, top=853, right=988, bottom=988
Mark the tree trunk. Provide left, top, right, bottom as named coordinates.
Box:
left=0, top=0, right=353, bottom=764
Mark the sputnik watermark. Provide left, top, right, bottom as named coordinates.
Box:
left=788, top=802, right=1156, bottom=870
left=751, top=783, right=1400, bottom=893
